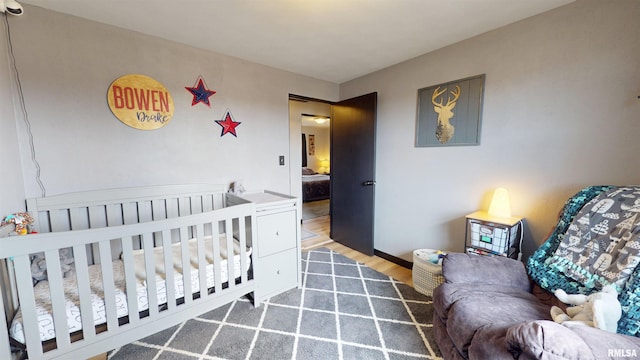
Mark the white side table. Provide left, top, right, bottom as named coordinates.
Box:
left=227, top=190, right=301, bottom=302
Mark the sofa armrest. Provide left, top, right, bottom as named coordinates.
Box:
left=506, top=320, right=594, bottom=359
left=442, top=253, right=531, bottom=292
left=506, top=320, right=640, bottom=360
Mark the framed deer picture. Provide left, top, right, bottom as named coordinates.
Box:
left=415, top=74, right=485, bottom=147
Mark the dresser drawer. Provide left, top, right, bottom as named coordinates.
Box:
left=256, top=210, right=296, bottom=257
left=256, top=248, right=298, bottom=301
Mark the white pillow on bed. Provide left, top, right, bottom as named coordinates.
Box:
left=302, top=167, right=317, bottom=175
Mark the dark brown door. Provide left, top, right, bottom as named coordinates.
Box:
left=330, top=93, right=377, bottom=255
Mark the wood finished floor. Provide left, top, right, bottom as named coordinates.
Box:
left=301, top=215, right=414, bottom=287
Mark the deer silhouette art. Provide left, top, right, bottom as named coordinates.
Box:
left=432, top=85, right=461, bottom=144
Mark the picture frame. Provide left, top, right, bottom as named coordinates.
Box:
left=308, top=134, right=315, bottom=155
left=415, top=74, right=485, bottom=147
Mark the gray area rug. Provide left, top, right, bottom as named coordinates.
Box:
left=302, top=199, right=330, bottom=220
left=108, top=247, right=441, bottom=359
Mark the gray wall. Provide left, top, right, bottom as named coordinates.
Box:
left=2, top=1, right=639, bottom=264
left=0, top=18, right=26, bottom=217
left=340, top=0, right=640, bottom=261
left=2, top=6, right=338, bottom=203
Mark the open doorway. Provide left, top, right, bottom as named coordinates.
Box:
left=289, top=93, right=377, bottom=255
left=301, top=114, right=330, bottom=220
left=289, top=96, right=332, bottom=247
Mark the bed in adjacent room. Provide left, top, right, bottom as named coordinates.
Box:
left=301, top=167, right=330, bottom=202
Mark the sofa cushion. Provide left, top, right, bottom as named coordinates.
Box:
left=442, top=253, right=531, bottom=292
left=433, top=283, right=551, bottom=358
left=433, top=283, right=550, bottom=321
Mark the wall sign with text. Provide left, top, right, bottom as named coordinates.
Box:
left=107, top=74, right=175, bottom=130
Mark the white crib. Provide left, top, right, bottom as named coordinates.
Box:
left=0, top=184, right=258, bottom=360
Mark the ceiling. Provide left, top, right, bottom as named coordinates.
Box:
left=20, top=0, right=573, bottom=83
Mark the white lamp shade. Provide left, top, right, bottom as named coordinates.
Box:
left=488, top=187, right=512, bottom=218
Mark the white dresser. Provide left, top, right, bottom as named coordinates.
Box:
left=227, top=190, right=301, bottom=302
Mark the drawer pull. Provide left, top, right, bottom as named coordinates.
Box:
left=276, top=270, right=281, bottom=275
left=275, top=231, right=280, bottom=236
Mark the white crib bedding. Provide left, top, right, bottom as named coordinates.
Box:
left=9, top=235, right=252, bottom=344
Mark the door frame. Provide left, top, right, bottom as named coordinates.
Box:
left=288, top=95, right=332, bottom=203
left=289, top=93, right=377, bottom=253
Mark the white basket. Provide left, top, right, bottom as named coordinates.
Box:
left=412, top=249, right=445, bottom=296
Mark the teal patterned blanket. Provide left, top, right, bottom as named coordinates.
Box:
left=528, top=185, right=640, bottom=337
left=550, top=187, right=640, bottom=291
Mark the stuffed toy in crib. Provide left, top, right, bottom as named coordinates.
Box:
left=550, top=284, right=622, bottom=333
left=1, top=212, right=34, bottom=235
left=30, top=248, right=76, bottom=283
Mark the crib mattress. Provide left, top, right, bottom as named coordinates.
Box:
left=10, top=235, right=252, bottom=343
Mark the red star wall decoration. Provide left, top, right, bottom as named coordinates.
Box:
left=185, top=77, right=216, bottom=107
left=216, top=110, right=241, bottom=137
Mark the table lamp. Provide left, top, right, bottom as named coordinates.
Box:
left=488, top=187, right=511, bottom=219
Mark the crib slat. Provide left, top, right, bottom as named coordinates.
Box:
left=142, top=233, right=159, bottom=316
left=88, top=205, right=107, bottom=229
left=202, top=195, right=213, bottom=212
left=106, top=204, right=124, bottom=226
left=122, top=202, right=139, bottom=225
left=46, top=249, right=71, bottom=350
left=166, top=198, right=179, bottom=219
left=152, top=199, right=167, bottom=221
left=191, top=196, right=203, bottom=214
left=0, top=279, right=11, bottom=360
left=177, top=197, right=188, bottom=217
left=98, top=241, right=119, bottom=332
left=106, top=205, right=125, bottom=260
left=72, top=244, right=96, bottom=341
left=162, top=229, right=176, bottom=310
left=225, top=219, right=235, bottom=288
left=49, top=209, right=71, bottom=232
left=6, top=258, right=19, bottom=318
left=179, top=227, right=192, bottom=305
left=120, top=236, right=140, bottom=325
left=213, top=193, right=224, bottom=210
left=178, top=198, right=193, bottom=238
left=237, top=215, right=248, bottom=284
left=122, top=203, right=142, bottom=250
left=88, top=206, right=107, bottom=264
left=212, top=226, right=222, bottom=294
left=14, top=255, right=43, bottom=358
left=195, top=224, right=207, bottom=299
left=69, top=207, right=90, bottom=230
left=166, top=200, right=180, bottom=244
left=138, top=201, right=153, bottom=223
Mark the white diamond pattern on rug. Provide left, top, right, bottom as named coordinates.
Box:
left=108, top=248, right=442, bottom=360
